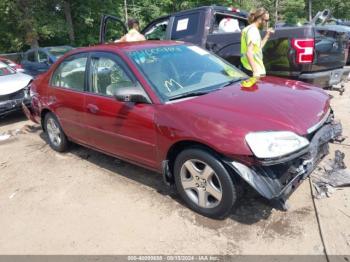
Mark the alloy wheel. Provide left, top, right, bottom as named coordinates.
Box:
left=46, top=118, right=62, bottom=147
left=180, top=159, right=223, bottom=208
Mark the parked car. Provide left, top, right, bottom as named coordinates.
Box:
left=21, top=46, right=74, bottom=76
left=23, top=41, right=342, bottom=218
left=0, top=56, right=24, bottom=72
left=101, top=6, right=350, bottom=88
left=0, top=61, right=32, bottom=117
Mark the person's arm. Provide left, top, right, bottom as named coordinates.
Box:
left=261, top=28, right=275, bottom=48
left=115, top=34, right=127, bottom=43
left=139, top=33, right=146, bottom=41
left=246, top=42, right=259, bottom=77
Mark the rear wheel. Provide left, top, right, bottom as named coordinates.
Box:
left=44, top=112, right=69, bottom=152
left=174, top=148, right=238, bottom=219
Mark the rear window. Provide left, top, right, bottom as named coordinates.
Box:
left=172, top=13, right=200, bottom=39
left=51, top=55, right=87, bottom=91
left=211, top=13, right=246, bottom=34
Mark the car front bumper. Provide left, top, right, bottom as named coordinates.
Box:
left=0, top=92, right=31, bottom=117
left=224, top=120, right=342, bottom=209
left=298, top=66, right=350, bottom=88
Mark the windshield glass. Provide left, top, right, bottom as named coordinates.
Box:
left=0, top=61, right=15, bottom=76
left=48, top=46, right=73, bottom=59
left=127, top=45, right=246, bottom=100
left=1, top=58, right=16, bottom=67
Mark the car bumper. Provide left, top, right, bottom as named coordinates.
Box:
left=298, top=66, right=350, bottom=88
left=0, top=97, right=31, bottom=117
left=22, top=99, right=40, bottom=124
left=224, top=120, right=342, bottom=209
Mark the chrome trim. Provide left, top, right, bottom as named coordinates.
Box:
left=307, top=108, right=331, bottom=134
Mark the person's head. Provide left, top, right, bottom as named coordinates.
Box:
left=248, top=8, right=269, bottom=29
left=128, top=18, right=140, bottom=31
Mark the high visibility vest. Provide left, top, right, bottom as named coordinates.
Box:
left=240, top=24, right=266, bottom=76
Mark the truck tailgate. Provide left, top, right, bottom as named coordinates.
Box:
left=311, top=26, right=349, bottom=71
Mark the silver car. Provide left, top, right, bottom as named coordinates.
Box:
left=0, top=61, right=32, bottom=117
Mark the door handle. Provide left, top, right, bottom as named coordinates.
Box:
left=87, top=104, right=99, bottom=114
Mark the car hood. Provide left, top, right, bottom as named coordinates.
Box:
left=158, top=77, right=330, bottom=156
left=0, top=72, right=32, bottom=95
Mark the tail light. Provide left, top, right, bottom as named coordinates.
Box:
left=228, top=7, right=240, bottom=12
left=291, top=39, right=315, bottom=64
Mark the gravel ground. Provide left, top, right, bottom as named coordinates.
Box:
left=0, top=83, right=349, bottom=257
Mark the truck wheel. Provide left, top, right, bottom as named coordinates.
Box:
left=44, top=112, right=69, bottom=152
left=174, top=148, right=238, bottom=219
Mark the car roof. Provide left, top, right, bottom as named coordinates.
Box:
left=170, top=5, right=248, bottom=18
left=68, top=40, right=186, bottom=55
left=25, top=45, right=73, bottom=53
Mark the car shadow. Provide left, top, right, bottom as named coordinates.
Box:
left=38, top=132, right=273, bottom=225
left=0, top=111, right=28, bottom=127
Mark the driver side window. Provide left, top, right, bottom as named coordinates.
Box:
left=38, top=51, right=48, bottom=63
left=89, top=55, right=134, bottom=97
left=144, top=19, right=169, bottom=40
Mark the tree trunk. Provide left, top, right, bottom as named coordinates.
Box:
left=17, top=0, right=39, bottom=48
left=275, top=0, right=279, bottom=25
left=308, top=0, right=312, bottom=21
left=63, top=0, right=75, bottom=44
left=124, top=0, right=128, bottom=23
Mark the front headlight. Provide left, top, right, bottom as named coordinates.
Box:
left=245, top=131, right=309, bottom=159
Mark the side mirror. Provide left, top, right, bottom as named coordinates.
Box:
left=114, top=86, right=151, bottom=104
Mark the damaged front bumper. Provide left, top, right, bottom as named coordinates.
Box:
left=0, top=90, right=31, bottom=117
left=224, top=120, right=343, bottom=209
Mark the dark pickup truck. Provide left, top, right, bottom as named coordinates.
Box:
left=100, top=6, right=350, bottom=88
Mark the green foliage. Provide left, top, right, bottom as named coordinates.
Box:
left=0, top=0, right=349, bottom=53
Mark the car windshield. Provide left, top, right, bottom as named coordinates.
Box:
left=0, top=61, right=15, bottom=76
left=1, top=58, right=16, bottom=67
left=48, top=46, right=73, bottom=59
left=127, top=45, right=247, bottom=101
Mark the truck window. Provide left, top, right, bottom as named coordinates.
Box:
left=27, top=51, right=36, bottom=62
left=172, top=13, right=200, bottom=39
left=211, top=13, right=247, bottom=34
left=144, top=20, right=169, bottom=40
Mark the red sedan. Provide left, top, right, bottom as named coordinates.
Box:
left=23, top=41, right=342, bottom=219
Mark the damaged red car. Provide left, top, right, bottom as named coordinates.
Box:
left=23, top=41, right=342, bottom=219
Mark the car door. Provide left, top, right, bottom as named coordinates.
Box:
left=142, top=16, right=171, bottom=40
left=21, top=50, right=36, bottom=75
left=49, top=53, right=89, bottom=144
left=170, top=11, right=206, bottom=46
left=99, top=15, right=128, bottom=44
left=36, top=50, right=51, bottom=74
left=84, top=52, right=157, bottom=168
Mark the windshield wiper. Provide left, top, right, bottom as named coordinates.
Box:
left=169, top=90, right=212, bottom=101
left=220, top=77, right=248, bottom=88
left=168, top=78, right=248, bottom=101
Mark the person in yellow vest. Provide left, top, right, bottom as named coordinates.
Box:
left=241, top=8, right=274, bottom=77
left=116, top=18, right=146, bottom=42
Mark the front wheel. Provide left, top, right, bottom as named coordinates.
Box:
left=174, top=148, right=238, bottom=219
left=44, top=112, right=69, bottom=152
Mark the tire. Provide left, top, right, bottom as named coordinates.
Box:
left=44, top=112, right=69, bottom=152
left=174, top=148, right=238, bottom=219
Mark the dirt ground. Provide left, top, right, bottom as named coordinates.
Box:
left=0, top=83, right=349, bottom=258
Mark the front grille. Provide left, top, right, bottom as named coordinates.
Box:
left=0, top=89, right=24, bottom=102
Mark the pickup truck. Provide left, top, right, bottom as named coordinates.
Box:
left=100, top=6, right=350, bottom=88
left=313, top=9, right=350, bottom=65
